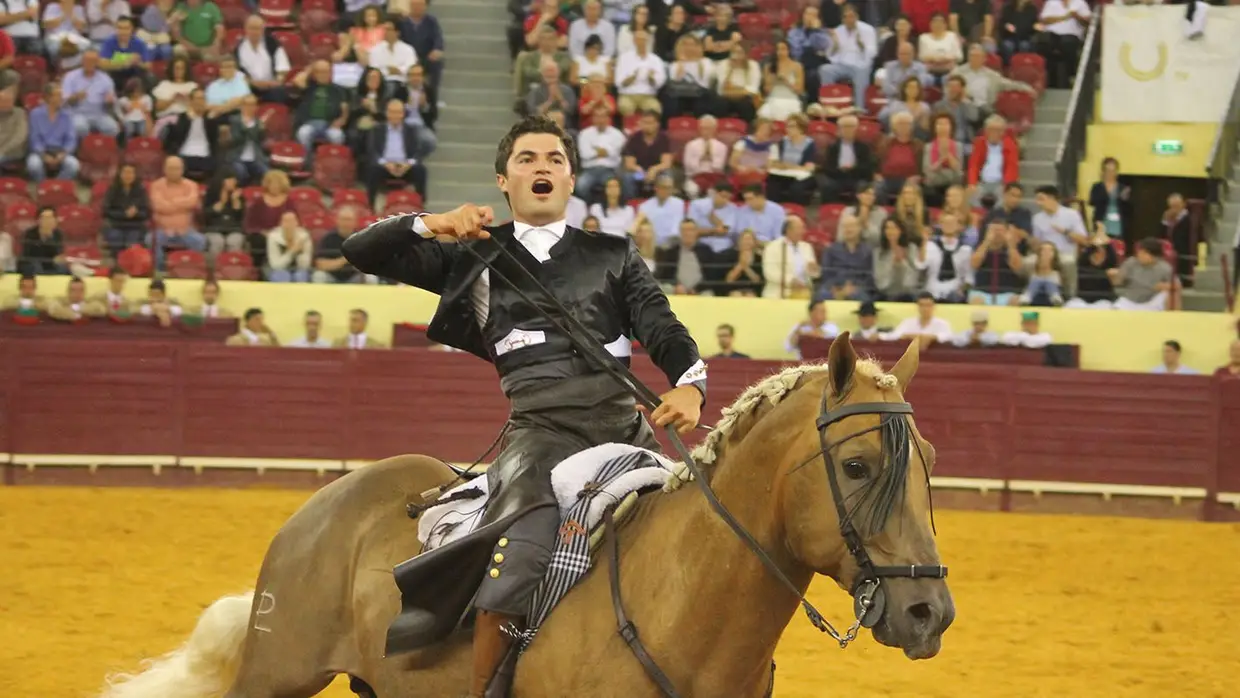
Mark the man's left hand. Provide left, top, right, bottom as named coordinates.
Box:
left=642, top=385, right=703, bottom=434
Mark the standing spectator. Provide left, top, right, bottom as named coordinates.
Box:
left=818, top=213, right=873, bottom=300
left=571, top=34, right=612, bottom=84
left=681, top=115, right=728, bottom=199
left=266, top=210, right=311, bottom=282
left=0, top=0, right=41, bottom=56
left=719, top=228, right=764, bottom=296
left=733, top=183, right=787, bottom=243
left=226, top=95, right=268, bottom=185
left=952, top=43, right=1035, bottom=112
left=202, top=170, right=246, bottom=257
left=921, top=211, right=973, bottom=302
left=786, top=300, right=840, bottom=358
left=172, top=0, right=224, bottom=60
left=1106, top=237, right=1174, bottom=311
left=873, top=217, right=921, bottom=301
left=98, top=16, right=151, bottom=91
left=881, top=292, right=955, bottom=343
left=661, top=34, right=713, bottom=119
left=243, top=169, right=294, bottom=268
left=817, top=4, right=877, bottom=108
left=619, top=109, right=672, bottom=199
left=399, top=0, right=443, bottom=101
left=113, top=79, right=149, bottom=138
left=654, top=219, right=712, bottom=294
left=933, top=75, right=980, bottom=155
left=287, top=310, right=330, bottom=348
left=616, top=4, right=655, bottom=57
left=766, top=114, right=817, bottom=205
left=19, top=207, right=67, bottom=275
left=313, top=206, right=363, bottom=284
left=588, top=177, right=636, bottom=236
left=1019, top=241, right=1064, bottom=306
left=1213, top=341, right=1240, bottom=379
left=1031, top=184, right=1086, bottom=298
left=524, top=58, right=576, bottom=121
left=701, top=2, right=740, bottom=62
left=26, top=83, right=81, bottom=182
left=0, top=87, right=27, bottom=169
left=839, top=183, right=887, bottom=246
left=728, top=117, right=776, bottom=181
left=653, top=2, right=689, bottom=63
left=788, top=5, right=831, bottom=99
left=876, top=112, right=924, bottom=202
left=923, top=113, right=965, bottom=199
left=514, top=28, right=570, bottom=101
left=161, top=88, right=218, bottom=179
left=1065, top=236, right=1119, bottom=308
left=148, top=155, right=206, bottom=267
left=365, top=98, right=429, bottom=206
left=714, top=43, right=760, bottom=122
left=998, top=0, right=1039, bottom=65
left=523, top=1, right=568, bottom=50
left=966, top=114, right=1019, bottom=204
left=818, top=115, right=876, bottom=203
left=293, top=60, right=349, bottom=164
left=687, top=182, right=738, bottom=255
left=635, top=174, right=685, bottom=247
left=575, top=106, right=626, bottom=204
left=138, top=0, right=175, bottom=61
left=235, top=16, right=289, bottom=104
left=62, top=49, right=120, bottom=137
left=1035, top=0, right=1091, bottom=89
left=42, top=0, right=91, bottom=68
left=710, top=323, right=750, bottom=359
left=968, top=217, right=1029, bottom=305
left=204, top=55, right=251, bottom=117
left=85, top=0, right=127, bottom=45
left=152, top=56, right=196, bottom=121
left=1151, top=340, right=1198, bottom=375
left=1087, top=157, right=1131, bottom=241
left=759, top=40, right=805, bottom=121
left=1162, top=192, right=1194, bottom=286
left=881, top=42, right=932, bottom=99
left=102, top=163, right=151, bottom=256
left=918, top=13, right=963, bottom=84
left=335, top=309, right=385, bottom=349
left=614, top=28, right=664, bottom=116
left=762, top=215, right=820, bottom=299
left=951, top=0, right=994, bottom=48
left=569, top=0, right=616, bottom=59
left=369, top=20, right=418, bottom=85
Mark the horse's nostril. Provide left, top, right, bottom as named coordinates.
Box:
left=906, top=601, right=935, bottom=625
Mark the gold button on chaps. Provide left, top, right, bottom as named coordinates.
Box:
left=497, top=537, right=509, bottom=548
left=489, top=568, right=500, bottom=578
left=493, top=553, right=504, bottom=563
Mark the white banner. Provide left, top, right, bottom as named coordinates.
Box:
left=1101, top=5, right=1240, bottom=123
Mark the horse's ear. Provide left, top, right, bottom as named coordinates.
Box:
left=890, top=337, right=921, bottom=391
left=827, top=331, right=857, bottom=397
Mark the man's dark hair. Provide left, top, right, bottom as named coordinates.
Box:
left=741, top=183, right=764, bottom=197
left=494, top=115, right=578, bottom=176
left=1035, top=184, right=1059, bottom=199
left=1004, top=181, right=1024, bottom=194
left=350, top=308, right=369, bottom=320
left=244, top=307, right=263, bottom=321
left=108, top=266, right=127, bottom=278
left=68, top=277, right=84, bottom=285
left=149, top=280, right=166, bottom=292
left=1138, top=237, right=1163, bottom=257
left=713, top=181, right=734, bottom=195
left=1164, top=340, right=1182, bottom=353
left=19, top=273, right=35, bottom=283
left=202, top=277, right=219, bottom=290
left=808, top=300, right=823, bottom=312
left=116, top=15, right=133, bottom=26
left=917, top=291, right=935, bottom=302
left=717, top=323, right=735, bottom=335
left=38, top=206, right=56, bottom=218
left=305, top=309, right=321, bottom=319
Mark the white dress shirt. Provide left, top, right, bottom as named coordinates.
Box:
left=577, top=125, right=627, bottom=170
left=568, top=17, right=617, bottom=57
left=786, top=321, right=840, bottom=357
left=614, top=50, right=666, bottom=96
left=831, top=22, right=879, bottom=68
left=289, top=335, right=332, bottom=348
left=1000, top=330, right=1053, bottom=349
left=238, top=39, right=291, bottom=82
left=1039, top=0, right=1091, bottom=39
left=368, top=40, right=418, bottom=81
left=881, top=317, right=954, bottom=343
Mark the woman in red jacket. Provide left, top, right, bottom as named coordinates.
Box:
left=966, top=114, right=1020, bottom=205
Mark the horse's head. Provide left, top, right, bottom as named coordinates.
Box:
left=780, top=332, right=954, bottom=659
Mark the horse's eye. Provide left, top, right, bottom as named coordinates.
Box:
left=843, top=459, right=870, bottom=480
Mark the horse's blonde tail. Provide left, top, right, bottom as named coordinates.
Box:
left=99, top=591, right=254, bottom=698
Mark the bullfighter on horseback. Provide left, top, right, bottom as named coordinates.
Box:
left=341, top=115, right=706, bottom=698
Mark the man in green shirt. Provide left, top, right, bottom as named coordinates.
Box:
left=172, top=0, right=223, bottom=57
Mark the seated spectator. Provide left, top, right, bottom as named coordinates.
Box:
left=879, top=76, right=932, bottom=136
left=47, top=276, right=104, bottom=321
left=102, top=164, right=151, bottom=256
left=88, top=265, right=130, bottom=314
left=204, top=55, right=251, bottom=118
left=84, top=0, right=128, bottom=46
left=682, top=115, right=728, bottom=199
left=193, top=278, right=230, bottom=318
left=397, top=64, right=438, bottom=147
left=366, top=98, right=429, bottom=206
left=139, top=278, right=182, bottom=327
left=653, top=2, right=690, bottom=63
left=918, top=13, right=963, bottom=84
left=1019, top=241, right=1064, bottom=306
left=335, top=308, right=385, bottom=349
left=663, top=34, right=714, bottom=119
left=1031, top=184, right=1086, bottom=297
left=702, top=2, right=740, bottom=62
left=714, top=44, right=760, bottom=122
left=223, top=95, right=268, bottom=185
left=287, top=309, right=329, bottom=348
left=226, top=307, right=278, bottom=346
left=762, top=215, right=820, bottom=299
left=766, top=114, right=818, bottom=205
left=967, top=114, right=1019, bottom=204
left=818, top=115, right=876, bottom=203
left=1162, top=192, right=1194, bottom=286
left=569, top=1, right=617, bottom=59
left=1035, top=0, right=1090, bottom=89
left=2, top=274, right=46, bottom=311
left=0, top=0, right=40, bottom=57
left=138, top=0, right=175, bottom=61
left=920, top=211, right=973, bottom=302
left=313, top=207, right=364, bottom=284
left=1151, top=339, right=1198, bottom=375
left=174, top=0, right=225, bottom=60
left=370, top=20, right=418, bottom=85
left=1214, top=340, right=1240, bottom=379
left=952, top=43, right=1035, bottom=112
left=892, top=180, right=931, bottom=240
left=525, top=59, right=576, bottom=122
left=1088, top=157, right=1131, bottom=240
left=719, top=229, right=764, bottom=296
left=733, top=183, right=787, bottom=243
left=880, top=41, right=932, bottom=99
left=99, top=16, right=151, bottom=90
left=589, top=177, right=636, bottom=237
left=876, top=15, right=915, bottom=68
left=19, top=207, right=67, bottom=275
left=1000, top=310, right=1052, bottom=348
left=632, top=220, right=658, bottom=271
left=840, top=183, right=887, bottom=246
left=758, top=41, right=805, bottom=121
left=635, top=174, right=685, bottom=247
left=202, top=170, right=245, bottom=257
left=950, top=309, right=1001, bottom=347
left=580, top=214, right=601, bottom=233
left=515, top=28, right=571, bottom=103
left=729, top=117, right=776, bottom=181
left=152, top=56, right=197, bottom=122
left=881, top=292, right=954, bottom=343
left=115, top=77, right=154, bottom=139
left=952, top=0, right=996, bottom=49
left=873, top=217, right=921, bottom=302
left=0, top=226, right=11, bottom=273
left=620, top=109, right=672, bottom=200
left=942, top=183, right=980, bottom=246
left=616, top=4, right=656, bottom=56
left=710, top=323, right=750, bottom=359
left=787, top=5, right=831, bottom=97
left=817, top=3, right=877, bottom=108
left=293, top=61, right=350, bottom=163
left=62, top=49, right=120, bottom=137
left=266, top=211, right=311, bottom=282
left=161, top=88, right=218, bottom=179
left=575, top=106, right=626, bottom=204
left=148, top=156, right=206, bottom=267
left=923, top=113, right=965, bottom=199
left=786, top=300, right=840, bottom=358
left=578, top=73, right=616, bottom=121
left=687, top=182, right=738, bottom=255
left=346, top=5, right=385, bottom=59
left=1064, top=235, right=1119, bottom=308
left=351, top=66, right=392, bottom=149
left=934, top=75, right=980, bottom=155
left=27, top=84, right=80, bottom=182
left=1105, top=237, right=1175, bottom=311
left=876, top=112, right=924, bottom=202
left=982, top=181, right=1033, bottom=237
left=523, top=1, right=568, bottom=50
left=968, top=217, right=1030, bottom=305
left=819, top=214, right=873, bottom=300
left=43, top=0, right=91, bottom=68
left=654, top=219, right=713, bottom=294
left=236, top=16, right=289, bottom=104
left=0, top=88, right=27, bottom=170
left=998, top=0, right=1039, bottom=65
left=614, top=28, right=665, bottom=117
left=570, top=34, right=611, bottom=85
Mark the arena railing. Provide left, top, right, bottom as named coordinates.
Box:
left=1054, top=10, right=1103, bottom=198
left=1205, top=45, right=1240, bottom=311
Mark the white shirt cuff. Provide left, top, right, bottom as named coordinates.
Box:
left=411, top=213, right=434, bottom=238
left=675, top=359, right=707, bottom=388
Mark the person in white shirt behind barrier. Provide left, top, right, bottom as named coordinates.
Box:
left=1150, top=339, right=1199, bottom=375
left=951, top=308, right=1000, bottom=347
left=786, top=299, right=840, bottom=357
left=1001, top=310, right=1052, bottom=348
left=881, top=291, right=954, bottom=344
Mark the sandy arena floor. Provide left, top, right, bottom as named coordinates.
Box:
left=0, top=487, right=1235, bottom=697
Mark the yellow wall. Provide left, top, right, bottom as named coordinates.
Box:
left=14, top=275, right=1236, bottom=375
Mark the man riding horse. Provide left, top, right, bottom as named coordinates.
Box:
left=342, top=115, right=706, bottom=698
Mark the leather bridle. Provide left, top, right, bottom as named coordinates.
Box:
left=455, top=232, right=948, bottom=697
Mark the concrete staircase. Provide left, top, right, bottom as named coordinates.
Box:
left=423, top=0, right=517, bottom=215
left=1019, top=89, right=1071, bottom=202
left=1183, top=141, right=1238, bottom=312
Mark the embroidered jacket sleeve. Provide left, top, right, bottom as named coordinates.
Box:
left=621, top=237, right=706, bottom=398
left=340, top=213, right=460, bottom=294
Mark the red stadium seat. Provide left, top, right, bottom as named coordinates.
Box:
left=312, top=144, right=356, bottom=191
left=3, top=200, right=38, bottom=239
left=622, top=113, right=641, bottom=134
left=737, top=13, right=771, bottom=42
left=215, top=250, right=257, bottom=280
left=1008, top=53, right=1047, bottom=93
left=986, top=52, right=1004, bottom=73
left=818, top=83, right=853, bottom=110
left=817, top=203, right=846, bottom=237
left=730, top=171, right=768, bottom=191
left=57, top=204, right=100, bottom=242
left=754, top=0, right=794, bottom=27
left=747, top=41, right=773, bottom=62
left=804, top=220, right=834, bottom=253
left=223, top=27, right=245, bottom=51
left=241, top=186, right=264, bottom=207
left=148, top=59, right=168, bottom=81
left=806, top=120, right=837, bottom=152
left=63, top=243, right=103, bottom=266
left=191, top=61, right=219, bottom=87
left=922, top=85, right=942, bottom=104
left=268, top=140, right=307, bottom=171
left=666, top=116, right=698, bottom=163
left=715, top=117, right=748, bottom=149
left=13, top=54, right=47, bottom=97
left=691, top=173, right=726, bottom=195
left=21, top=92, right=42, bottom=111
left=272, top=31, right=309, bottom=71
left=854, top=118, right=882, bottom=147
left=301, top=209, right=335, bottom=241
left=89, top=179, right=111, bottom=209
left=123, top=136, right=166, bottom=181
left=37, top=180, right=79, bottom=208
left=256, top=102, right=292, bottom=144
left=782, top=202, right=807, bottom=220
left=258, top=0, right=295, bottom=27
left=864, top=84, right=888, bottom=116
left=928, top=206, right=942, bottom=223
left=382, top=189, right=424, bottom=216
left=167, top=249, right=209, bottom=279
left=216, top=0, right=250, bottom=28
left=0, top=177, right=31, bottom=211
left=331, top=187, right=372, bottom=215
left=769, top=120, right=787, bottom=140
left=78, top=133, right=121, bottom=184
left=117, top=244, right=154, bottom=277
left=288, top=186, right=326, bottom=218
left=299, top=0, right=339, bottom=34
left=307, top=31, right=338, bottom=62
left=994, top=90, right=1035, bottom=135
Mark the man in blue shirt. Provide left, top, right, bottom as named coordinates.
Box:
left=398, top=0, right=444, bottom=104
left=636, top=174, right=685, bottom=247
left=365, top=98, right=429, bottom=206
left=99, top=16, right=150, bottom=90
left=732, top=183, right=787, bottom=243
left=687, top=182, right=738, bottom=254
left=26, top=83, right=80, bottom=181
left=61, top=50, right=120, bottom=138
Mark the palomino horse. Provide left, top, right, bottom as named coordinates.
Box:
left=101, top=334, right=954, bottom=698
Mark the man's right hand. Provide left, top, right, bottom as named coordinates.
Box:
left=422, top=204, right=495, bottom=240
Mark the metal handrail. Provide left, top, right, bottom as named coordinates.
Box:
left=1205, top=64, right=1240, bottom=182
left=1054, top=10, right=1103, bottom=197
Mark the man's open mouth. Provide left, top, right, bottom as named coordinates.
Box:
left=532, top=179, right=554, bottom=195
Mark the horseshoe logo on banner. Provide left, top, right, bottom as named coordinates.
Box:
left=1119, top=41, right=1168, bottom=82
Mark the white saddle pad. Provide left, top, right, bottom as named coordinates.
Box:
left=417, top=443, right=678, bottom=550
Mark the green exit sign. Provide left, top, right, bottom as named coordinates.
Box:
left=1153, top=140, right=1184, bottom=155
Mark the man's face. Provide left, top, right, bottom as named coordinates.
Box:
left=655, top=177, right=673, bottom=200
left=1021, top=319, right=1038, bottom=334
left=349, top=311, right=366, bottom=334
left=47, top=85, right=63, bottom=110
left=109, top=272, right=128, bottom=292
left=219, top=59, right=237, bottom=80
left=386, top=99, right=404, bottom=125
left=247, top=312, right=265, bottom=332
left=305, top=314, right=321, bottom=337
left=540, top=61, right=559, bottom=84
left=986, top=122, right=1005, bottom=143
left=1003, top=186, right=1022, bottom=209
left=117, top=19, right=133, bottom=41
left=200, top=283, right=218, bottom=305
left=0, top=89, right=13, bottom=112
left=19, top=278, right=35, bottom=298
left=785, top=216, right=805, bottom=242
left=839, top=119, right=857, bottom=141
left=969, top=45, right=986, bottom=68
left=384, top=22, right=399, bottom=43
left=716, top=327, right=733, bottom=350
left=892, top=117, right=912, bottom=139
left=1230, top=340, right=1240, bottom=364
left=1136, top=248, right=1153, bottom=265
left=190, top=90, right=206, bottom=113
left=1167, top=195, right=1184, bottom=212
left=245, top=17, right=263, bottom=42
left=712, top=188, right=731, bottom=207
left=972, top=320, right=987, bottom=333
left=82, top=51, right=98, bottom=73
left=68, top=280, right=85, bottom=303
left=843, top=7, right=857, bottom=27
left=640, top=114, right=659, bottom=136
left=744, top=191, right=764, bottom=211
left=407, top=65, right=424, bottom=88
left=38, top=210, right=57, bottom=234
left=917, top=297, right=935, bottom=320
left=539, top=28, right=558, bottom=52
left=1162, top=344, right=1179, bottom=366
left=809, top=303, right=826, bottom=326
left=150, top=288, right=166, bottom=303
left=947, top=80, right=963, bottom=100
left=858, top=314, right=876, bottom=330
left=409, top=0, right=426, bottom=18
left=1035, top=192, right=1055, bottom=213
left=699, top=118, right=717, bottom=139
left=841, top=217, right=860, bottom=242
left=336, top=208, right=358, bottom=234
left=591, top=107, right=610, bottom=130
left=584, top=0, right=600, bottom=21
left=633, top=29, right=648, bottom=52
left=498, top=132, right=575, bottom=222
left=165, top=157, right=184, bottom=181
left=679, top=221, right=699, bottom=246
left=312, top=61, right=332, bottom=85
left=897, top=42, right=913, bottom=65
